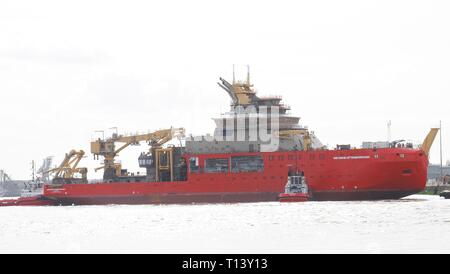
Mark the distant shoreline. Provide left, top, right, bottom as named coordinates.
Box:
left=421, top=185, right=450, bottom=195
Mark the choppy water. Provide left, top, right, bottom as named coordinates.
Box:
left=0, top=194, right=449, bottom=253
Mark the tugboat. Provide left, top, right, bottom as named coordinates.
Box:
left=0, top=195, right=54, bottom=207
left=0, top=161, right=55, bottom=207
left=278, top=172, right=309, bottom=202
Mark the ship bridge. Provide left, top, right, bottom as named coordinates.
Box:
left=186, top=68, right=324, bottom=154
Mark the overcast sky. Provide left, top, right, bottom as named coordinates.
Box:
left=1, top=0, right=449, bottom=179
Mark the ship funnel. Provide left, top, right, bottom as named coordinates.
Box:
left=421, top=128, right=439, bottom=157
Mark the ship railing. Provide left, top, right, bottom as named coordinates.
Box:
left=219, top=112, right=289, bottom=119
left=91, top=128, right=182, bottom=141
left=259, top=95, right=282, bottom=100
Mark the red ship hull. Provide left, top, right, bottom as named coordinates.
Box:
left=43, top=147, right=428, bottom=205
left=0, top=195, right=56, bottom=207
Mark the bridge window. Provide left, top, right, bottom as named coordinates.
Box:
left=231, top=155, right=264, bottom=173
left=189, top=157, right=200, bottom=173
left=402, top=169, right=413, bottom=174
left=205, top=158, right=229, bottom=173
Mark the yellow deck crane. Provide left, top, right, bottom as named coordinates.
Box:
left=276, top=129, right=313, bottom=151
left=44, top=150, right=88, bottom=184
left=90, top=127, right=185, bottom=181
left=420, top=128, right=440, bottom=157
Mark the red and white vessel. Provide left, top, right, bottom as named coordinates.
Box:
left=38, top=69, right=439, bottom=205
left=278, top=173, right=309, bottom=202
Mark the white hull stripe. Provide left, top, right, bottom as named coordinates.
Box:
left=333, top=156, right=370, bottom=160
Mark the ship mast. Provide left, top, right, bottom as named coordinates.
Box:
left=232, top=64, right=235, bottom=84
left=387, top=120, right=391, bottom=143
left=440, top=120, right=443, bottom=183
left=31, top=160, right=35, bottom=182
left=433, top=120, right=444, bottom=194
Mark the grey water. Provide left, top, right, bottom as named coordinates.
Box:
left=0, top=194, right=449, bottom=253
